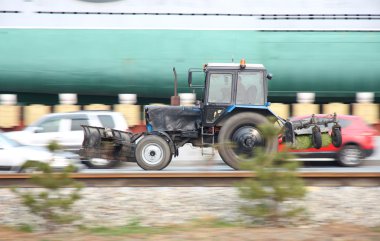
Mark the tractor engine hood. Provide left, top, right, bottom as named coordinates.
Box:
left=145, top=106, right=202, bottom=132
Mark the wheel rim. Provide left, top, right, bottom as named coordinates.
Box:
left=230, top=126, right=264, bottom=157
left=341, top=147, right=361, bottom=165
left=142, top=143, right=163, bottom=165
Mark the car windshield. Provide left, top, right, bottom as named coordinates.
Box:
left=0, top=133, right=22, bottom=147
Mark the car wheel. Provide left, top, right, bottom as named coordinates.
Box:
left=18, top=161, right=43, bottom=173
left=337, top=144, right=363, bottom=167
left=19, top=166, right=40, bottom=173
left=135, top=135, right=172, bottom=170
left=85, top=158, right=120, bottom=169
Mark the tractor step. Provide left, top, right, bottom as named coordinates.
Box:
left=201, top=126, right=215, bottom=156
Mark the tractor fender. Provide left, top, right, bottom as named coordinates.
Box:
left=216, top=105, right=281, bottom=126
left=148, top=131, right=178, bottom=157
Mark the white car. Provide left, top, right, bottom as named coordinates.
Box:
left=0, top=131, right=82, bottom=172
left=5, top=111, right=128, bottom=152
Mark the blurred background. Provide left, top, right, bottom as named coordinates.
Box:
left=1, top=1, right=380, bottom=239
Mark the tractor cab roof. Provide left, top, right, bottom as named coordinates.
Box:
left=204, top=63, right=265, bottom=71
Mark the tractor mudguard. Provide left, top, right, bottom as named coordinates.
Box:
left=149, top=131, right=178, bottom=157
left=215, top=104, right=280, bottom=126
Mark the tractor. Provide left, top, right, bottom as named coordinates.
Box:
left=80, top=60, right=342, bottom=170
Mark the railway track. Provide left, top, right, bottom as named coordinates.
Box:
left=1, top=171, right=380, bottom=187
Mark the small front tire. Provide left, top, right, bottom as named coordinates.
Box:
left=136, top=135, right=172, bottom=170
left=312, top=126, right=322, bottom=149
left=331, top=128, right=342, bottom=147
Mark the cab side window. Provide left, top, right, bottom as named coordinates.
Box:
left=208, top=73, right=233, bottom=104
left=98, top=115, right=115, bottom=128
left=71, top=118, right=89, bottom=131
left=237, top=72, right=264, bottom=105
left=37, top=118, right=60, bottom=133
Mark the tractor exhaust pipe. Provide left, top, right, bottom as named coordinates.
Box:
left=171, top=67, right=180, bottom=106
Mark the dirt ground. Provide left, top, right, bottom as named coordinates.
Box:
left=1, top=223, right=380, bottom=241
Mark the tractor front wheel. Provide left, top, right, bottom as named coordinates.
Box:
left=217, top=112, right=278, bottom=170
left=136, top=135, right=172, bottom=170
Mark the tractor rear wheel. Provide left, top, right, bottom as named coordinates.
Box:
left=217, top=112, right=278, bottom=170
left=136, top=135, right=172, bottom=170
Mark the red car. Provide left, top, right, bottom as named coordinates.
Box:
left=279, top=115, right=377, bottom=167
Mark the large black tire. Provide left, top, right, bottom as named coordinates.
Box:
left=135, top=135, right=173, bottom=170
left=336, top=144, right=363, bottom=167
left=312, top=126, right=322, bottom=149
left=331, top=128, right=342, bottom=147
left=84, top=158, right=120, bottom=169
left=217, top=112, right=278, bottom=170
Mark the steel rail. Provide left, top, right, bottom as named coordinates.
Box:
left=1, top=171, right=380, bottom=187
left=1, top=171, right=380, bottom=179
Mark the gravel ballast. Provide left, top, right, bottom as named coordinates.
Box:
left=0, top=187, right=379, bottom=228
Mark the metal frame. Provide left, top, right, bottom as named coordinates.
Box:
left=187, top=68, right=205, bottom=88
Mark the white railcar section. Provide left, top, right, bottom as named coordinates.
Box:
left=0, top=0, right=379, bottom=30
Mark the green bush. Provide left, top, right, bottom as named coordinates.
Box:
left=17, top=223, right=34, bottom=233
left=12, top=141, right=83, bottom=232
left=237, top=123, right=307, bottom=226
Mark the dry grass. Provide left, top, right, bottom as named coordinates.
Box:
left=1, top=222, right=380, bottom=241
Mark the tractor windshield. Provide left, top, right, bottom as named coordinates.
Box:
left=208, top=73, right=233, bottom=104
left=236, top=71, right=264, bottom=105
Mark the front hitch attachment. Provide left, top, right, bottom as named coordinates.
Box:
left=284, top=113, right=341, bottom=149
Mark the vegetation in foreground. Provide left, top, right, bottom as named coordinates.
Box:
left=237, top=123, right=307, bottom=225
left=79, top=218, right=238, bottom=236
left=1, top=221, right=380, bottom=241
left=11, top=141, right=83, bottom=232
